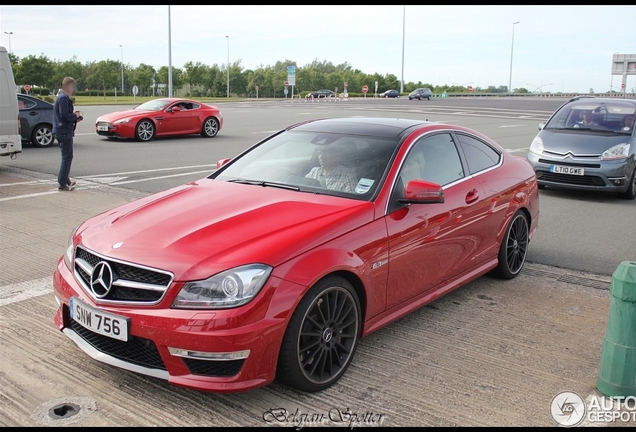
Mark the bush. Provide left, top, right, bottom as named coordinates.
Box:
left=43, top=96, right=55, bottom=103
left=75, top=90, right=119, bottom=97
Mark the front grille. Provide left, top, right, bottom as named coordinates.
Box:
left=538, top=159, right=601, bottom=168
left=74, top=246, right=173, bottom=304
left=68, top=315, right=166, bottom=371
left=182, top=358, right=245, bottom=377
left=96, top=121, right=112, bottom=128
left=537, top=171, right=606, bottom=186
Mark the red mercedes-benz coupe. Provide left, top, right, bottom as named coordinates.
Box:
left=95, top=98, right=222, bottom=141
left=53, top=117, right=539, bottom=393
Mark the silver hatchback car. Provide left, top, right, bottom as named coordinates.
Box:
left=527, top=96, right=636, bottom=200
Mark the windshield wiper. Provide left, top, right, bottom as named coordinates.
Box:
left=227, top=179, right=300, bottom=191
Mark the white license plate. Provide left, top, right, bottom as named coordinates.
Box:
left=70, top=297, right=129, bottom=341
left=550, top=165, right=584, bottom=176
left=97, top=125, right=109, bottom=132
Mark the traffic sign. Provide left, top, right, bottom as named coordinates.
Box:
left=362, top=85, right=369, bottom=93
left=374, top=81, right=378, bottom=90
left=344, top=82, right=348, bottom=88
left=132, top=85, right=139, bottom=96
left=284, top=88, right=289, bottom=96
left=622, top=83, right=626, bottom=89
left=24, top=84, right=31, bottom=92
left=467, top=86, right=473, bottom=93
left=284, top=81, right=289, bottom=88
left=287, top=65, right=296, bottom=86
left=255, top=85, right=259, bottom=91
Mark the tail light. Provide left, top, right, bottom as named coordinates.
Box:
left=17, top=114, right=21, bottom=134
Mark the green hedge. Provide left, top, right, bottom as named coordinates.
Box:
left=75, top=90, right=122, bottom=97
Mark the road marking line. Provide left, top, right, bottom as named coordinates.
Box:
left=74, top=132, right=95, bottom=136
left=498, top=124, right=526, bottom=128
left=0, top=277, right=53, bottom=307
left=110, top=170, right=212, bottom=185
left=0, top=185, right=102, bottom=202
left=76, top=164, right=216, bottom=178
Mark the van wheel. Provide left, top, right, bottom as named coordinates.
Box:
left=31, top=124, right=54, bottom=147
left=276, top=276, right=361, bottom=393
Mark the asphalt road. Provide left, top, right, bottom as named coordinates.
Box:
left=3, top=96, right=635, bottom=275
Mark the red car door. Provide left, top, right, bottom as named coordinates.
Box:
left=161, top=104, right=195, bottom=135
left=385, top=132, right=489, bottom=310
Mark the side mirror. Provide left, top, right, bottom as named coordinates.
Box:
left=398, top=179, right=444, bottom=204
left=538, top=122, right=545, bottom=131
left=171, top=106, right=181, bottom=112
left=216, top=158, right=231, bottom=169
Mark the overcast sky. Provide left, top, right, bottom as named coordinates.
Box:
left=1, top=5, right=635, bottom=93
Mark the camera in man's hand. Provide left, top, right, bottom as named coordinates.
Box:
left=75, top=111, right=84, bottom=122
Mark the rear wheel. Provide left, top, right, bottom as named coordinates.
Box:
left=201, top=117, right=219, bottom=138
left=493, top=211, right=529, bottom=279
left=276, top=276, right=361, bottom=393
left=31, top=124, right=53, bottom=148
left=135, top=120, right=155, bottom=142
left=619, top=168, right=636, bottom=200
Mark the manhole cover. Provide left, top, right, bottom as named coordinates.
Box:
left=31, top=396, right=97, bottom=426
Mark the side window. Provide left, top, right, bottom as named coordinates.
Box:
left=18, top=97, right=36, bottom=109
left=399, top=133, right=465, bottom=187
left=456, top=134, right=501, bottom=175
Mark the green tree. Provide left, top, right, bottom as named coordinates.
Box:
left=183, top=61, right=207, bottom=95
left=15, top=54, right=55, bottom=90
left=8, top=52, right=19, bottom=78
left=54, top=56, right=85, bottom=90
left=156, top=66, right=183, bottom=95
left=129, top=63, right=156, bottom=97
left=88, top=59, right=121, bottom=98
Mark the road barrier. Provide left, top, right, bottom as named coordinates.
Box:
left=596, top=261, right=636, bottom=397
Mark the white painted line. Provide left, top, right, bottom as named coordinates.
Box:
left=0, top=185, right=102, bottom=202
left=110, top=170, right=211, bottom=185
left=74, top=132, right=95, bottom=136
left=498, top=124, right=526, bottom=128
left=0, top=179, right=57, bottom=187
left=81, top=176, right=129, bottom=184
left=77, top=164, right=216, bottom=178
left=251, top=130, right=280, bottom=134
left=0, top=277, right=53, bottom=307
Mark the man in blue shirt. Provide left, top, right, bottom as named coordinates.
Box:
left=53, top=77, right=83, bottom=191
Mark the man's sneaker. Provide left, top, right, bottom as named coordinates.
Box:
left=58, top=185, right=75, bottom=191
left=68, top=180, right=77, bottom=187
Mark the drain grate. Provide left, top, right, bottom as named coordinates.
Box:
left=523, top=265, right=610, bottom=291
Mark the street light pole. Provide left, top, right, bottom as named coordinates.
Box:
left=508, top=21, right=520, bottom=94
left=119, top=44, right=124, bottom=95
left=400, top=6, right=405, bottom=94
left=4, top=31, right=13, bottom=53
left=168, top=6, right=173, bottom=98
left=226, top=36, right=230, bottom=98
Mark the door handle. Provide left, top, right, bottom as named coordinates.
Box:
left=29, top=111, right=38, bottom=115
left=465, top=188, right=479, bottom=204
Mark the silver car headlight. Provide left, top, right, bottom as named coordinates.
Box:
left=529, top=136, right=544, bottom=155
left=601, top=143, right=630, bottom=161
left=114, top=118, right=131, bottom=124
left=172, top=264, right=273, bottom=309
left=63, top=226, right=78, bottom=270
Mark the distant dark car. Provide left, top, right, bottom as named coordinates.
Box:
left=18, top=94, right=54, bottom=148
left=409, top=88, right=432, bottom=101
left=381, top=89, right=400, bottom=98
left=308, top=89, right=335, bottom=99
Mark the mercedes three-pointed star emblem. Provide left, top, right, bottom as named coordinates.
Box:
left=90, top=261, right=114, bottom=298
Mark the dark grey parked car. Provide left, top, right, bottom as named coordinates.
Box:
left=408, top=88, right=432, bottom=100
left=18, top=94, right=54, bottom=148
left=527, top=96, right=636, bottom=199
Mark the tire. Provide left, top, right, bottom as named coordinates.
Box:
left=619, top=168, right=636, bottom=200
left=538, top=184, right=546, bottom=190
left=427, top=96, right=431, bottom=100
left=409, top=97, right=412, bottom=100
left=31, top=123, right=53, bottom=148
left=492, top=210, right=529, bottom=279
left=135, top=120, right=155, bottom=142
left=276, top=275, right=361, bottom=393
left=201, top=117, right=219, bottom=138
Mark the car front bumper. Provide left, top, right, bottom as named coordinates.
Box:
left=527, top=151, right=634, bottom=193
left=53, top=258, right=301, bottom=393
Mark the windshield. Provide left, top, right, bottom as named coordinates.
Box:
left=134, top=99, right=172, bottom=111
left=545, top=100, right=636, bottom=134
left=211, top=130, right=401, bottom=200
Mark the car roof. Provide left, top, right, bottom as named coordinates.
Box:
left=290, top=117, right=434, bottom=138
left=568, top=96, right=636, bottom=105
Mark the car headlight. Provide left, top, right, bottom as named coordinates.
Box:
left=601, top=143, right=630, bottom=161
left=529, top=136, right=544, bottom=155
left=114, top=118, right=131, bottom=124
left=172, top=264, right=273, bottom=309
left=63, top=226, right=78, bottom=270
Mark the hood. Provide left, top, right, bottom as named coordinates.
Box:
left=96, top=109, right=157, bottom=123
left=538, top=129, right=631, bottom=155
left=77, top=179, right=375, bottom=281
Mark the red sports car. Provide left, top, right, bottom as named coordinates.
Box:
left=95, top=98, right=222, bottom=141
left=54, top=117, right=539, bottom=393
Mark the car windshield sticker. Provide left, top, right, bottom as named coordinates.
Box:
left=355, top=178, right=375, bottom=194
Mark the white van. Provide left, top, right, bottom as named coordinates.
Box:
left=0, top=45, right=21, bottom=158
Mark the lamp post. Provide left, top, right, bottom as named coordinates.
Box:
left=119, top=44, right=124, bottom=95
left=508, top=21, right=520, bottom=94
left=168, top=6, right=173, bottom=97
left=226, top=36, right=230, bottom=98
left=3, top=31, right=13, bottom=53
left=400, top=6, right=405, bottom=94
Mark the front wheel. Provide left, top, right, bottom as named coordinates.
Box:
left=201, top=117, right=219, bottom=138
left=619, top=168, right=636, bottom=200
left=135, top=120, right=155, bottom=142
left=31, top=124, right=54, bottom=148
left=276, top=276, right=361, bottom=393
left=492, top=211, right=529, bottom=279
